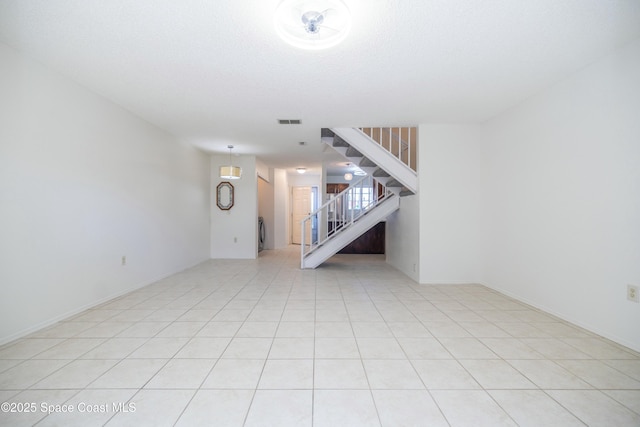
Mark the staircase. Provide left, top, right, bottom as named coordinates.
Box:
left=321, top=127, right=417, bottom=195
left=300, top=127, right=417, bottom=269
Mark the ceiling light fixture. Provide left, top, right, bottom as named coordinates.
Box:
left=274, top=0, right=352, bottom=50
left=354, top=170, right=367, bottom=176
left=219, top=145, right=242, bottom=180
left=344, top=172, right=353, bottom=181
left=296, top=167, right=307, bottom=174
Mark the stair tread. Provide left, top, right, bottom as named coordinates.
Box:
left=333, top=136, right=349, bottom=147
left=345, top=147, right=362, bottom=157
left=359, top=158, right=377, bottom=167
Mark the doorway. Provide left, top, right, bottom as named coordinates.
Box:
left=291, top=186, right=313, bottom=245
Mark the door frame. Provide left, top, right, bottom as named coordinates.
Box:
left=290, top=185, right=318, bottom=245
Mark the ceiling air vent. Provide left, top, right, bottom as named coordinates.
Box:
left=278, top=119, right=302, bottom=125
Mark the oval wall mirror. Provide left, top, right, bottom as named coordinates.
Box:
left=216, top=181, right=234, bottom=210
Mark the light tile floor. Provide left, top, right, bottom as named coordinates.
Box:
left=1, top=247, right=639, bottom=426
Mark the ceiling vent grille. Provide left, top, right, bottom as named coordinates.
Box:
left=278, top=119, right=302, bottom=125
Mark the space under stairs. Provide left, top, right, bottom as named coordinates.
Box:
left=300, top=127, right=417, bottom=269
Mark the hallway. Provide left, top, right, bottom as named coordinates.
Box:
left=1, top=247, right=639, bottom=426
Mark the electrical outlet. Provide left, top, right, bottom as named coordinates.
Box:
left=628, top=285, right=639, bottom=303
left=121, top=256, right=126, bottom=266
left=234, top=237, right=238, bottom=243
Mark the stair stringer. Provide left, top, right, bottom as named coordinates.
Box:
left=331, top=127, right=417, bottom=193
left=301, top=195, right=400, bottom=269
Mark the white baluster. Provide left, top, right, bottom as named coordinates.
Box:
left=408, top=127, right=411, bottom=170
left=300, top=218, right=305, bottom=268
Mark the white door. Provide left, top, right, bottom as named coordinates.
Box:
left=291, top=186, right=311, bottom=245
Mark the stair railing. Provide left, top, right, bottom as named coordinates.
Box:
left=358, top=127, right=417, bottom=172
left=301, top=175, right=392, bottom=265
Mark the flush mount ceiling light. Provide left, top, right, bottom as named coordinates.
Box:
left=296, top=167, right=307, bottom=174
left=354, top=169, right=367, bottom=176
left=344, top=172, right=353, bottom=181
left=274, top=0, right=352, bottom=50
left=219, top=145, right=242, bottom=179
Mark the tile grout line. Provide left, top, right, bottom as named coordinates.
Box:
left=240, top=253, right=296, bottom=427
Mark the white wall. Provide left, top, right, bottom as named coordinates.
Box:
left=256, top=158, right=270, bottom=182
left=417, top=124, right=485, bottom=284
left=386, top=194, right=420, bottom=281
left=0, top=43, right=211, bottom=344
left=483, top=39, right=640, bottom=351
left=258, top=173, right=275, bottom=250
left=210, top=155, right=258, bottom=259
left=273, top=169, right=290, bottom=248
left=288, top=173, right=322, bottom=188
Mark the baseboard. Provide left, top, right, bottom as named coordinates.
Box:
left=0, top=257, right=209, bottom=348
left=482, top=282, right=640, bottom=354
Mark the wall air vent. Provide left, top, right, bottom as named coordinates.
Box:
left=278, top=119, right=302, bottom=125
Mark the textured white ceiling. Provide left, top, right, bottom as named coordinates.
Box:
left=1, top=0, right=639, bottom=172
